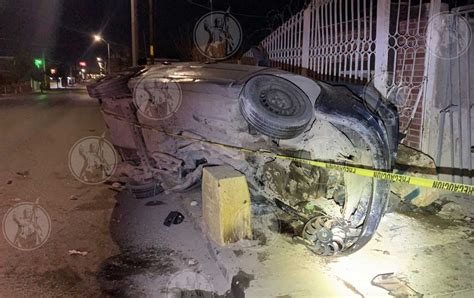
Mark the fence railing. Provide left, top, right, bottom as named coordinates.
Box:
left=244, top=0, right=441, bottom=148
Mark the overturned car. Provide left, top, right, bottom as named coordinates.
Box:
left=87, top=63, right=399, bottom=256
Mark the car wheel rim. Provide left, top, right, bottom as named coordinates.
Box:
left=259, top=88, right=298, bottom=116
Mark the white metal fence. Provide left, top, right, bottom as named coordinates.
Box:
left=261, top=10, right=305, bottom=73
left=244, top=0, right=440, bottom=142
left=306, top=0, right=376, bottom=81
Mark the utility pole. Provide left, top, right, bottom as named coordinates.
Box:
left=107, top=42, right=111, bottom=74
left=148, top=0, right=155, bottom=64
left=131, top=0, right=138, bottom=66
left=41, top=49, right=49, bottom=89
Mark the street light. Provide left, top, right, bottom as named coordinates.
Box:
left=93, top=34, right=111, bottom=74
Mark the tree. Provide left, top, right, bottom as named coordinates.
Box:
left=12, top=53, right=34, bottom=83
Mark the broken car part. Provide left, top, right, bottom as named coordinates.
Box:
left=163, top=211, right=185, bottom=227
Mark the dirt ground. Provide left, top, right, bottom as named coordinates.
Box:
left=0, top=89, right=473, bottom=297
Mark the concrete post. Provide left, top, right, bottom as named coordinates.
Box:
left=374, top=0, right=391, bottom=97
left=301, top=5, right=312, bottom=76
left=131, top=0, right=139, bottom=66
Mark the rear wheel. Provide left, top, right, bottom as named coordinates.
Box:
left=239, top=75, right=314, bottom=139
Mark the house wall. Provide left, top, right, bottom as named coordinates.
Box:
left=395, top=8, right=430, bottom=149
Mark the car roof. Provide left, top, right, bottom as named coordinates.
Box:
left=137, top=62, right=271, bottom=84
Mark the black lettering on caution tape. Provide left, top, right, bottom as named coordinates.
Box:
left=432, top=181, right=474, bottom=195
left=374, top=172, right=411, bottom=184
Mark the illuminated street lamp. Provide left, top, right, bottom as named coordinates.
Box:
left=93, top=34, right=111, bottom=74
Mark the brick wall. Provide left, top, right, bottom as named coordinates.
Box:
left=395, top=5, right=430, bottom=149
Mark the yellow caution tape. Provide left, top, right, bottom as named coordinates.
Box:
left=103, top=110, right=474, bottom=196
left=272, top=155, right=473, bottom=196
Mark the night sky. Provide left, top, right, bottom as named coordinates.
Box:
left=0, top=0, right=308, bottom=67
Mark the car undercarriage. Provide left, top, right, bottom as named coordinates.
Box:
left=88, top=62, right=399, bottom=256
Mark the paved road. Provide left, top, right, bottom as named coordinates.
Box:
left=0, top=90, right=234, bottom=297
left=0, top=90, right=119, bottom=296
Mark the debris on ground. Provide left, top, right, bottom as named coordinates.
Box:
left=16, top=170, right=30, bottom=177
left=68, top=250, right=89, bottom=256
left=164, top=211, right=185, bottom=226
left=69, top=189, right=91, bottom=201
left=7, top=179, right=12, bottom=184
left=145, top=200, right=165, bottom=206
left=188, top=258, right=198, bottom=266
left=111, top=182, right=123, bottom=188
left=233, top=250, right=244, bottom=257
left=228, top=270, right=254, bottom=298
left=107, top=181, right=126, bottom=192
left=190, top=200, right=198, bottom=207
left=371, top=273, right=422, bottom=297
left=439, top=201, right=466, bottom=219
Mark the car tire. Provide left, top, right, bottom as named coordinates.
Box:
left=127, top=179, right=164, bottom=199
left=239, top=75, right=314, bottom=139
